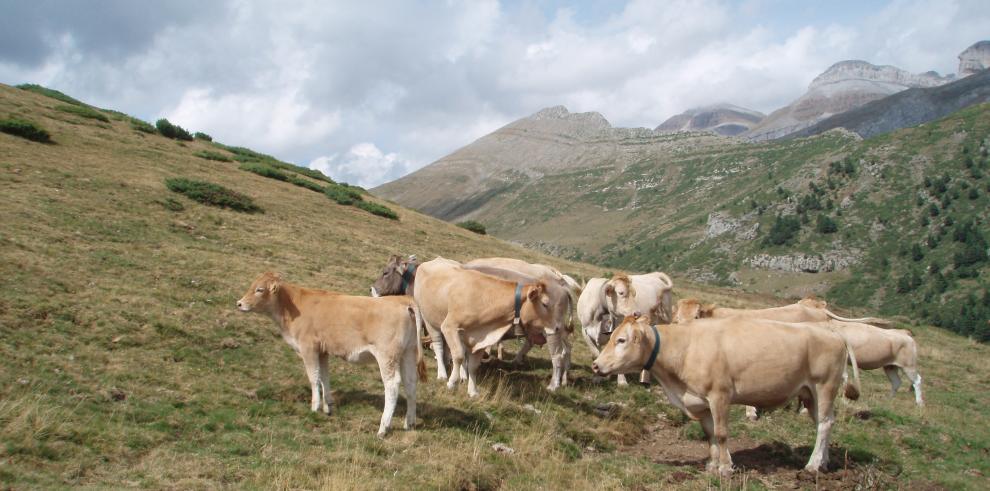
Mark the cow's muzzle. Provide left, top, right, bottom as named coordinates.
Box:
left=591, top=362, right=605, bottom=376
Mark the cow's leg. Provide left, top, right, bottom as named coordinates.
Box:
left=903, top=366, right=924, bottom=406
left=546, top=332, right=563, bottom=391
left=698, top=411, right=719, bottom=474
left=465, top=350, right=484, bottom=398
left=318, top=352, right=333, bottom=414
left=745, top=406, right=759, bottom=421
left=883, top=366, right=902, bottom=396
left=495, top=343, right=504, bottom=361
left=440, top=320, right=464, bottom=390
left=399, top=344, right=418, bottom=430
left=560, top=330, right=573, bottom=387
left=805, top=385, right=834, bottom=472
left=512, top=338, right=534, bottom=365
left=708, top=395, right=733, bottom=476
left=424, top=320, right=448, bottom=380
left=376, top=356, right=402, bottom=438
left=300, top=349, right=323, bottom=413
left=617, top=374, right=629, bottom=386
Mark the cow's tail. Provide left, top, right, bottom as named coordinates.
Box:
left=825, top=309, right=891, bottom=327
left=843, top=337, right=861, bottom=401
left=409, top=304, right=427, bottom=382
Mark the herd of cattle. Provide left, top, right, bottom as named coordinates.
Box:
left=236, top=255, right=923, bottom=475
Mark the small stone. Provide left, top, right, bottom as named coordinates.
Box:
left=491, top=443, right=515, bottom=454
left=523, top=404, right=542, bottom=414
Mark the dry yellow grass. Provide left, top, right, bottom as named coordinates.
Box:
left=1, top=83, right=989, bottom=489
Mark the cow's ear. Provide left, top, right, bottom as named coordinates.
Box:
left=527, top=283, right=544, bottom=301
left=604, top=283, right=614, bottom=295
left=701, top=304, right=715, bottom=316
left=269, top=282, right=279, bottom=294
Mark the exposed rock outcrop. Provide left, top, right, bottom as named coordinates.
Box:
left=745, top=252, right=859, bottom=273
left=959, top=41, right=990, bottom=77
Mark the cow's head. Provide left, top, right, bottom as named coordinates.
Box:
left=603, top=275, right=637, bottom=314
left=798, top=297, right=827, bottom=309
left=592, top=313, right=651, bottom=376
left=371, top=255, right=417, bottom=297
left=518, top=281, right=559, bottom=346
left=672, top=298, right=715, bottom=323
left=237, top=271, right=283, bottom=313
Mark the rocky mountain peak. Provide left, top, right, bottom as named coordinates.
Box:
left=526, top=105, right=612, bottom=130
left=809, top=60, right=948, bottom=90
left=959, top=40, right=990, bottom=77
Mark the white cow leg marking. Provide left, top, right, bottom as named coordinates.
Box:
left=431, top=339, right=448, bottom=380
left=318, top=353, right=333, bottom=414
left=906, top=369, right=924, bottom=406
left=377, top=364, right=401, bottom=438
left=806, top=414, right=834, bottom=471
left=400, top=346, right=418, bottom=430
left=617, top=374, right=629, bottom=386
left=546, top=333, right=562, bottom=391
left=883, top=366, right=902, bottom=396
left=466, top=351, right=484, bottom=398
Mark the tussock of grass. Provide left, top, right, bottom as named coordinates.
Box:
left=356, top=201, right=398, bottom=220
left=0, top=118, right=52, bottom=143
left=325, top=183, right=363, bottom=205
left=457, top=220, right=487, bottom=235
left=130, top=118, right=157, bottom=134
left=55, top=104, right=110, bottom=123
left=194, top=150, right=233, bottom=162
left=239, top=162, right=289, bottom=181
left=165, top=177, right=262, bottom=213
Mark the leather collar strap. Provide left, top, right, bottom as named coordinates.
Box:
left=644, top=324, right=661, bottom=371
left=513, top=283, right=523, bottom=324
left=400, top=263, right=417, bottom=294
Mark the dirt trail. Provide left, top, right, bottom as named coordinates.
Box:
left=619, top=416, right=910, bottom=490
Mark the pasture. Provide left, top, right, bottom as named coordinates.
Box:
left=1, top=83, right=989, bottom=489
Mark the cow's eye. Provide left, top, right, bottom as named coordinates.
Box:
left=616, top=337, right=626, bottom=344
left=255, top=287, right=264, bottom=293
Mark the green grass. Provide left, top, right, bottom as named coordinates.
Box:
left=356, top=201, right=398, bottom=220
left=0, top=117, right=52, bottom=143
left=130, top=118, right=156, bottom=134
left=54, top=104, right=110, bottom=123
left=16, top=83, right=85, bottom=106
left=165, top=177, right=262, bottom=213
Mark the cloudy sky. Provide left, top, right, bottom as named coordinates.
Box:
left=1, top=1, right=987, bottom=187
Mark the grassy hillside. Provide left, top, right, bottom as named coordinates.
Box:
left=2, top=83, right=989, bottom=489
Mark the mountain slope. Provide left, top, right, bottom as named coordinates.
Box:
left=787, top=69, right=990, bottom=139
left=655, top=103, right=765, bottom=136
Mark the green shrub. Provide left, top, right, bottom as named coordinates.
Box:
left=55, top=104, right=110, bottom=122
left=195, top=150, right=233, bottom=162
left=457, top=220, right=487, bottom=235
left=156, top=119, right=194, bottom=141
left=214, top=143, right=335, bottom=184
left=0, top=118, right=52, bottom=143
left=815, top=215, right=837, bottom=234
left=286, top=175, right=325, bottom=193
left=325, top=183, right=363, bottom=205
left=16, top=83, right=85, bottom=106
left=269, top=161, right=336, bottom=184
left=762, top=215, right=801, bottom=246
left=193, top=132, right=212, bottom=141
left=165, top=178, right=261, bottom=213
left=130, top=118, right=156, bottom=134
left=356, top=201, right=398, bottom=220
left=239, top=162, right=289, bottom=181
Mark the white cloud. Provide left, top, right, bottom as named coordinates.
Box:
left=309, top=143, right=416, bottom=188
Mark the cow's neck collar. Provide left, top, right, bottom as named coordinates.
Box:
left=512, top=283, right=524, bottom=325
left=643, top=324, right=661, bottom=371
left=400, top=263, right=417, bottom=295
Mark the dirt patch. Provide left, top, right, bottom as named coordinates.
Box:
left=620, top=416, right=902, bottom=489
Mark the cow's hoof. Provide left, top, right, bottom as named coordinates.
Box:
left=705, top=461, right=718, bottom=474
left=719, top=464, right=734, bottom=477
left=376, top=430, right=387, bottom=439
left=546, top=384, right=559, bottom=392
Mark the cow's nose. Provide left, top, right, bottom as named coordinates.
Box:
left=236, top=300, right=242, bottom=308
left=591, top=362, right=599, bottom=373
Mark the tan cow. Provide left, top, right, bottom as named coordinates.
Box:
left=592, top=314, right=860, bottom=475
left=673, top=298, right=890, bottom=325
left=414, top=257, right=557, bottom=397
left=810, top=320, right=923, bottom=406
left=237, top=272, right=425, bottom=437
left=579, top=272, right=674, bottom=384
left=464, top=264, right=573, bottom=391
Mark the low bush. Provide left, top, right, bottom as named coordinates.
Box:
left=286, top=175, right=325, bottom=193
left=0, top=118, right=52, bottom=143
left=165, top=177, right=261, bottom=213
left=16, top=83, right=85, bottom=106
left=193, top=132, right=212, bottom=141
left=195, top=150, right=233, bottom=162
left=457, top=220, right=487, bottom=235
left=356, top=201, right=398, bottom=220
left=325, top=183, right=363, bottom=205
left=762, top=215, right=801, bottom=246
left=239, top=162, right=289, bottom=181
left=55, top=104, right=110, bottom=122
left=130, top=118, right=156, bottom=134
left=815, top=215, right=837, bottom=234
left=156, top=119, right=194, bottom=141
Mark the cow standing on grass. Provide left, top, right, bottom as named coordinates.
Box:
left=413, top=257, right=558, bottom=397
left=578, top=272, right=674, bottom=385
left=464, top=257, right=581, bottom=391
left=237, top=272, right=425, bottom=437
left=592, top=314, right=861, bottom=476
